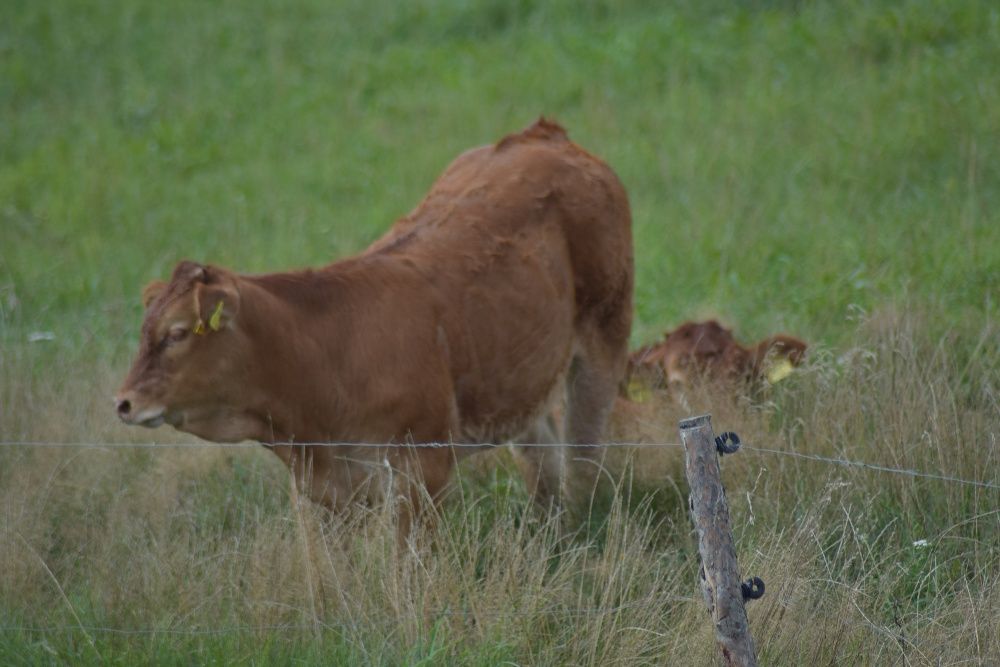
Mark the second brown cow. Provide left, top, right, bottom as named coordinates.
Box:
left=115, top=119, right=634, bottom=532
left=626, top=320, right=807, bottom=392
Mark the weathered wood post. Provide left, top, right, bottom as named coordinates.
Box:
left=680, top=414, right=761, bottom=667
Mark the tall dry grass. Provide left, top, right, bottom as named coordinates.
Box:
left=1, top=309, right=997, bottom=664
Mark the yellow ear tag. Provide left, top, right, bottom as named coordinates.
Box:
left=767, top=358, right=795, bottom=384
left=193, top=320, right=206, bottom=335
left=627, top=378, right=652, bottom=404
left=208, top=300, right=225, bottom=331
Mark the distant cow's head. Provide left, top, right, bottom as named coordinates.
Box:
left=659, top=320, right=739, bottom=384
left=749, top=334, right=808, bottom=384
left=115, top=261, right=241, bottom=433
left=625, top=320, right=808, bottom=395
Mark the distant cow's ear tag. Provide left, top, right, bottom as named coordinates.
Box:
left=767, top=358, right=795, bottom=384
left=627, top=379, right=652, bottom=403
left=208, top=300, right=224, bottom=331
left=193, top=320, right=206, bottom=336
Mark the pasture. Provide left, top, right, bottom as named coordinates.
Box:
left=1, top=0, right=998, bottom=664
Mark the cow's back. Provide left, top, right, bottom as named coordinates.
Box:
left=364, top=119, right=633, bottom=442
left=369, top=120, right=632, bottom=317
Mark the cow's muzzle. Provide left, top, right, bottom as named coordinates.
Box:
left=114, top=394, right=166, bottom=427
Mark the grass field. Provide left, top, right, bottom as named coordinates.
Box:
left=2, top=0, right=999, bottom=664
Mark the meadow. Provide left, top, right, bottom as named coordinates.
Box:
left=1, top=0, right=998, bottom=664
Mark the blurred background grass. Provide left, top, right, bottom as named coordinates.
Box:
left=1, top=0, right=999, bottom=664
left=2, top=0, right=997, bottom=358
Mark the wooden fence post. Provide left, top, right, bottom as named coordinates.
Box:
left=680, top=414, right=760, bottom=667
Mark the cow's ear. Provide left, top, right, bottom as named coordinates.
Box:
left=142, top=280, right=167, bottom=309
left=754, top=335, right=808, bottom=384
left=757, top=335, right=808, bottom=364
left=171, top=260, right=207, bottom=283
left=192, top=282, right=240, bottom=334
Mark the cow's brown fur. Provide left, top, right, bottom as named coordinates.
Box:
left=116, top=119, right=634, bottom=533
left=625, top=320, right=806, bottom=392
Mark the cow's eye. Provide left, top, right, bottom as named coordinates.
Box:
left=165, top=327, right=189, bottom=346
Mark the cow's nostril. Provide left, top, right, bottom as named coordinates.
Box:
left=116, top=399, right=132, bottom=417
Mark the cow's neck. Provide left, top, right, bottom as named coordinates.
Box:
left=232, top=266, right=367, bottom=444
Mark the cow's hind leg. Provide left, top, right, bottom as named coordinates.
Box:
left=514, top=410, right=566, bottom=510
left=564, top=328, right=628, bottom=504
left=567, top=333, right=625, bottom=445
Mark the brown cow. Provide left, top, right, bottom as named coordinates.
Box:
left=115, top=119, right=633, bottom=533
left=625, top=320, right=806, bottom=393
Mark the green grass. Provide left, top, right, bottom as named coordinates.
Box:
left=2, top=0, right=999, bottom=664
left=3, top=0, right=998, bottom=349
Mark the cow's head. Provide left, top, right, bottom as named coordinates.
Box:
left=660, top=320, right=737, bottom=384
left=115, top=261, right=241, bottom=431
left=751, top=334, right=808, bottom=383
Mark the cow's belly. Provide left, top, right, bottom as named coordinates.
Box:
left=456, top=367, right=567, bottom=445
left=448, top=253, right=575, bottom=444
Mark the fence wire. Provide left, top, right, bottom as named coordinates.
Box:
left=741, top=445, right=1000, bottom=491
left=0, top=440, right=679, bottom=449
left=0, top=436, right=996, bottom=639
left=0, top=439, right=996, bottom=490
